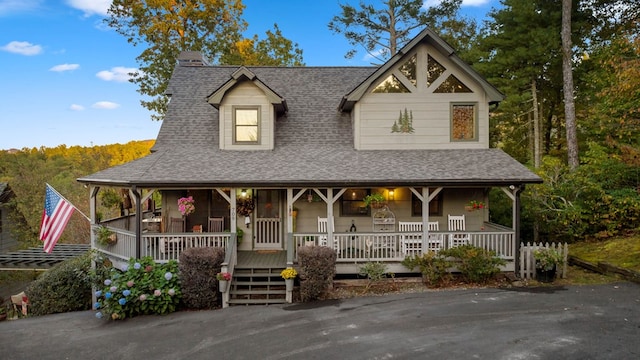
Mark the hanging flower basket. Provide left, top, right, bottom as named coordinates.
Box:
left=178, top=196, right=195, bottom=216
left=465, top=200, right=486, bottom=212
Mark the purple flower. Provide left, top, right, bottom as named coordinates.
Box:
left=93, top=302, right=100, bottom=310
left=110, top=286, right=117, bottom=293
left=95, top=290, right=102, bottom=297
left=164, top=272, right=173, bottom=281
left=168, top=289, right=175, bottom=296
left=95, top=312, right=103, bottom=319
left=122, top=290, right=131, bottom=297
left=121, top=264, right=129, bottom=271
left=118, top=298, right=127, bottom=306
left=133, top=262, right=141, bottom=270
left=104, top=279, right=112, bottom=286
left=105, top=292, right=112, bottom=299
left=139, top=294, right=147, bottom=301
left=154, top=289, right=162, bottom=297
left=127, top=281, right=134, bottom=287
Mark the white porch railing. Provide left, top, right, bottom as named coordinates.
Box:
left=292, top=230, right=515, bottom=263
left=93, top=226, right=231, bottom=263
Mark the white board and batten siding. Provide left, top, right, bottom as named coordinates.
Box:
left=219, top=82, right=275, bottom=150
left=353, top=43, right=491, bottom=151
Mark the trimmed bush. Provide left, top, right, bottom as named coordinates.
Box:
left=26, top=251, right=92, bottom=316
left=179, top=247, right=225, bottom=309
left=94, top=256, right=181, bottom=320
left=401, top=251, right=452, bottom=287
left=441, top=245, right=506, bottom=284
left=298, top=246, right=336, bottom=302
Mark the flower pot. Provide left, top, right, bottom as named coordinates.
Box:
left=218, top=280, right=228, bottom=293
left=285, top=279, right=294, bottom=292
left=536, top=266, right=557, bottom=283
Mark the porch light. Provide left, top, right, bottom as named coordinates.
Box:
left=388, top=189, right=394, bottom=200
left=307, top=190, right=313, bottom=203
left=241, top=189, right=247, bottom=198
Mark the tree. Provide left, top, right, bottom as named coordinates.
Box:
left=106, top=0, right=247, bottom=121
left=328, top=0, right=476, bottom=64
left=220, top=24, right=305, bottom=66
left=562, top=0, right=579, bottom=170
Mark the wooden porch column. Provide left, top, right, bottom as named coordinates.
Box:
left=132, top=186, right=142, bottom=259
left=286, top=188, right=294, bottom=266
left=89, top=186, right=99, bottom=246
left=327, top=188, right=334, bottom=250
left=422, top=187, right=429, bottom=254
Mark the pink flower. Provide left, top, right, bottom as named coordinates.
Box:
left=127, top=281, right=134, bottom=287
left=110, top=286, right=117, bottom=293
left=139, top=294, right=147, bottom=301
left=168, top=289, right=175, bottom=296
left=154, top=289, right=162, bottom=297
left=145, top=265, right=153, bottom=272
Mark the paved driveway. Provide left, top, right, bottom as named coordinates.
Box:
left=1, top=282, right=638, bottom=359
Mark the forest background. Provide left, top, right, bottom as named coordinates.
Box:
left=1, top=0, right=639, bottom=249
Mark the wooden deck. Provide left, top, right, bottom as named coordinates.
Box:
left=237, top=250, right=287, bottom=269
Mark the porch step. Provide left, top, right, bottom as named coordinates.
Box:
left=229, top=267, right=287, bottom=305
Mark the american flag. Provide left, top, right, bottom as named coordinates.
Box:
left=39, top=184, right=75, bottom=253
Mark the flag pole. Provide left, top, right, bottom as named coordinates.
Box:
left=46, top=183, right=91, bottom=222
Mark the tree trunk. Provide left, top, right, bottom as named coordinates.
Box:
left=532, top=79, right=541, bottom=168
left=562, top=0, right=579, bottom=170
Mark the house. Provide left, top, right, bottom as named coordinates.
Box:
left=78, top=28, right=542, bottom=305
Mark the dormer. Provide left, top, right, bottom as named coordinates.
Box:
left=207, top=67, right=287, bottom=150
left=340, top=28, right=504, bottom=151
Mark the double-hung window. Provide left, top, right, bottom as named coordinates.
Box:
left=233, top=106, right=260, bottom=144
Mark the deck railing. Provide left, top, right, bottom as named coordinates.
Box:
left=292, top=229, right=515, bottom=263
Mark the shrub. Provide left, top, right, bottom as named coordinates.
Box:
left=401, top=251, right=451, bottom=287
left=179, top=247, right=225, bottom=309
left=94, top=256, right=181, bottom=320
left=358, top=261, right=390, bottom=290
left=441, top=245, right=505, bottom=284
left=298, top=246, right=336, bottom=302
left=26, top=251, right=93, bottom=316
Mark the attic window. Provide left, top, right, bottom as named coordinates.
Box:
left=434, top=75, right=472, bottom=93
left=399, top=54, right=417, bottom=87
left=371, top=75, right=410, bottom=93
left=233, top=106, right=260, bottom=144
left=426, top=55, right=446, bottom=87
left=451, top=103, right=477, bottom=141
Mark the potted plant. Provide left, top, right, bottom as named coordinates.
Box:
left=465, top=200, right=486, bottom=211
left=534, top=247, right=563, bottom=283
left=216, top=272, right=231, bottom=292
left=280, top=267, right=298, bottom=292
left=363, top=193, right=386, bottom=209
left=178, top=196, right=195, bottom=217
left=95, top=225, right=117, bottom=246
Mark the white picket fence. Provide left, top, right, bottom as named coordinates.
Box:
left=519, top=242, right=569, bottom=280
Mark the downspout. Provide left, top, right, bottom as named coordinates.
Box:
left=132, top=186, right=142, bottom=259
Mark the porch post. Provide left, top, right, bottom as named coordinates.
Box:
left=89, top=186, right=99, bottom=247
left=132, top=186, right=142, bottom=259
left=327, top=188, right=334, bottom=250
left=286, top=188, right=294, bottom=266
left=422, top=187, right=429, bottom=254
left=514, top=185, right=524, bottom=275
left=230, top=188, right=237, bottom=235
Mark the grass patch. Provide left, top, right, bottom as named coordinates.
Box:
left=570, top=235, right=640, bottom=271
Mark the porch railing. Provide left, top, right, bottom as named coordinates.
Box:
left=292, top=230, right=515, bottom=263
left=93, top=226, right=231, bottom=263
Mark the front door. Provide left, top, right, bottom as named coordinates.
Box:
left=254, top=190, right=282, bottom=250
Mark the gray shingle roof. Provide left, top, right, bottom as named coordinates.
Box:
left=78, top=65, right=541, bottom=187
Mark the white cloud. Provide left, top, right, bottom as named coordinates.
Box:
left=0, top=0, right=42, bottom=16
left=69, top=104, right=85, bottom=111
left=96, top=67, right=138, bottom=82
left=1, top=41, right=42, bottom=55
left=92, top=101, right=120, bottom=110
left=50, top=63, right=80, bottom=72
left=66, top=0, right=110, bottom=16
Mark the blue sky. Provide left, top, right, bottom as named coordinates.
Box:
left=0, top=0, right=497, bottom=150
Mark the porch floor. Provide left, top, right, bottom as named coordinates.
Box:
left=237, top=250, right=287, bottom=269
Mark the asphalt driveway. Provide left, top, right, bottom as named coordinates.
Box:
left=1, top=282, right=638, bottom=360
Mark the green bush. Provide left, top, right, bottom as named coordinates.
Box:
left=179, top=247, right=225, bottom=309
left=26, top=252, right=92, bottom=316
left=94, top=256, right=181, bottom=320
left=401, top=251, right=451, bottom=287
left=298, top=246, right=336, bottom=302
left=441, top=245, right=506, bottom=284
